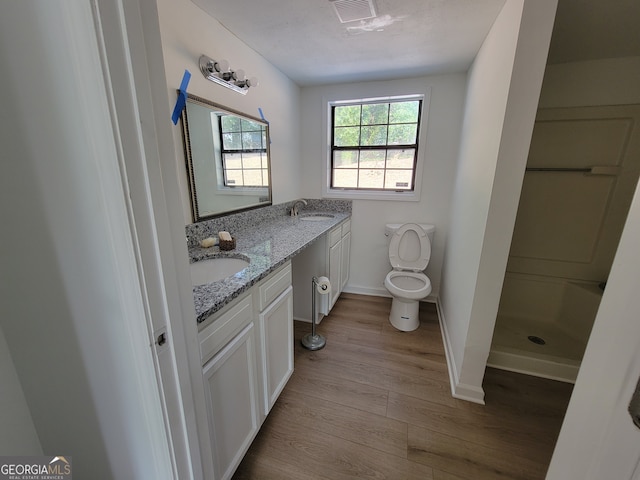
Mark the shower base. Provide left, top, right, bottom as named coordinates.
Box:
left=488, top=315, right=586, bottom=383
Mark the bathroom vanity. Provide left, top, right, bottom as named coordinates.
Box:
left=197, top=262, right=293, bottom=479
left=187, top=200, right=351, bottom=479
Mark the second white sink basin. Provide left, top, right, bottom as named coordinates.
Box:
left=300, top=214, right=334, bottom=222
left=190, top=256, right=250, bottom=286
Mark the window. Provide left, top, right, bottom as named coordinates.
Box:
left=330, top=96, right=423, bottom=192
left=219, top=115, right=269, bottom=188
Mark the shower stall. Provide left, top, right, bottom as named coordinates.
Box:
left=489, top=104, right=640, bottom=382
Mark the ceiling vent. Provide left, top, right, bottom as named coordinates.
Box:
left=330, top=0, right=377, bottom=23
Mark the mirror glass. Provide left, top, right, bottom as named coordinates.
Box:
left=181, top=93, right=272, bottom=221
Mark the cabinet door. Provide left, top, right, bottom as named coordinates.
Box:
left=340, top=231, right=351, bottom=291
left=202, top=323, right=259, bottom=480
left=328, top=240, right=341, bottom=309
left=258, top=286, right=294, bottom=414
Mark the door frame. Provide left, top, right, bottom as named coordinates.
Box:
left=92, top=0, right=210, bottom=477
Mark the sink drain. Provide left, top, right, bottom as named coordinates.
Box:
left=528, top=335, right=546, bottom=345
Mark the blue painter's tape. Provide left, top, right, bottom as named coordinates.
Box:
left=171, top=69, right=192, bottom=125
left=179, top=69, right=191, bottom=92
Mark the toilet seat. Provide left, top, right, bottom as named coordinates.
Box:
left=384, top=270, right=431, bottom=300
left=388, top=223, right=431, bottom=272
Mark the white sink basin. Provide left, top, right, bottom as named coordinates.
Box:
left=299, top=214, right=334, bottom=222
left=190, top=257, right=250, bottom=286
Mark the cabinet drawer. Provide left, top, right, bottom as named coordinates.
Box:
left=199, top=294, right=253, bottom=365
left=258, top=262, right=292, bottom=311
left=329, top=225, right=342, bottom=247
left=341, top=219, right=351, bottom=236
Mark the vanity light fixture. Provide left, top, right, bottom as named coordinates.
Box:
left=199, top=55, right=258, bottom=95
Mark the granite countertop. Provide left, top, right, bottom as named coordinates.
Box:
left=189, top=210, right=351, bottom=324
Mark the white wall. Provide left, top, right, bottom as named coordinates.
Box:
left=539, top=56, right=640, bottom=108
left=300, top=75, right=467, bottom=298
left=439, top=0, right=557, bottom=403
left=155, top=0, right=302, bottom=224
left=0, top=2, right=173, bottom=477
left=0, top=326, right=42, bottom=455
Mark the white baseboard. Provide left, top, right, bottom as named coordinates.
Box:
left=436, top=299, right=486, bottom=405
left=342, top=285, right=389, bottom=297
left=293, top=313, right=326, bottom=324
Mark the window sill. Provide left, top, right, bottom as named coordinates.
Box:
left=322, top=188, right=420, bottom=202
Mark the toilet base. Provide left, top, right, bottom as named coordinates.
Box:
left=389, top=298, right=420, bottom=332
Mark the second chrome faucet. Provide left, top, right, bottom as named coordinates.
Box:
left=290, top=198, right=307, bottom=216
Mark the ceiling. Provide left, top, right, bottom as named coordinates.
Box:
left=547, top=0, right=640, bottom=65
left=191, top=0, right=640, bottom=87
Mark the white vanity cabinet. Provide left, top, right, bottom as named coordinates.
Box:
left=326, top=218, right=351, bottom=312
left=197, top=261, right=293, bottom=480
left=292, top=218, right=351, bottom=319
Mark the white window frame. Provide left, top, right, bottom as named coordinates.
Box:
left=322, top=91, right=430, bottom=201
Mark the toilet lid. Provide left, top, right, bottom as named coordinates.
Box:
left=388, top=223, right=431, bottom=272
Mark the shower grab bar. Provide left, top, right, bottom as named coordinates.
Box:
left=525, top=166, right=620, bottom=176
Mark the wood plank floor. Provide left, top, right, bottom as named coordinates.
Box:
left=233, top=293, right=573, bottom=479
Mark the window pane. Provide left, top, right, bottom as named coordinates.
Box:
left=360, top=125, right=387, bottom=146
left=242, top=168, right=263, bottom=186
left=334, top=105, right=361, bottom=126
left=222, top=132, right=241, bottom=150
left=334, top=126, right=360, bottom=147
left=240, top=118, right=262, bottom=131
left=389, top=101, right=419, bottom=123
left=361, top=103, right=388, bottom=125
left=242, top=153, right=262, bottom=169
left=242, top=131, right=263, bottom=150
left=388, top=124, right=417, bottom=144
left=384, top=169, right=413, bottom=189
left=386, top=149, right=415, bottom=168
left=333, top=169, right=358, bottom=188
left=334, top=150, right=359, bottom=168
left=359, top=150, right=386, bottom=168
left=359, top=169, right=385, bottom=189
left=224, top=153, right=242, bottom=169
left=226, top=169, right=244, bottom=186
left=221, top=115, right=241, bottom=132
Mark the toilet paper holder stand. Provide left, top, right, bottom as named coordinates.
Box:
left=301, top=276, right=329, bottom=351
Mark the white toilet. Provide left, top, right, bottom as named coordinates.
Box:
left=384, top=223, right=434, bottom=331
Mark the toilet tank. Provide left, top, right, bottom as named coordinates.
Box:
left=385, top=223, right=435, bottom=244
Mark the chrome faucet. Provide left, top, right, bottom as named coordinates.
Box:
left=290, top=198, right=307, bottom=216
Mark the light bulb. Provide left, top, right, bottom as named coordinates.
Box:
left=214, top=59, right=229, bottom=73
